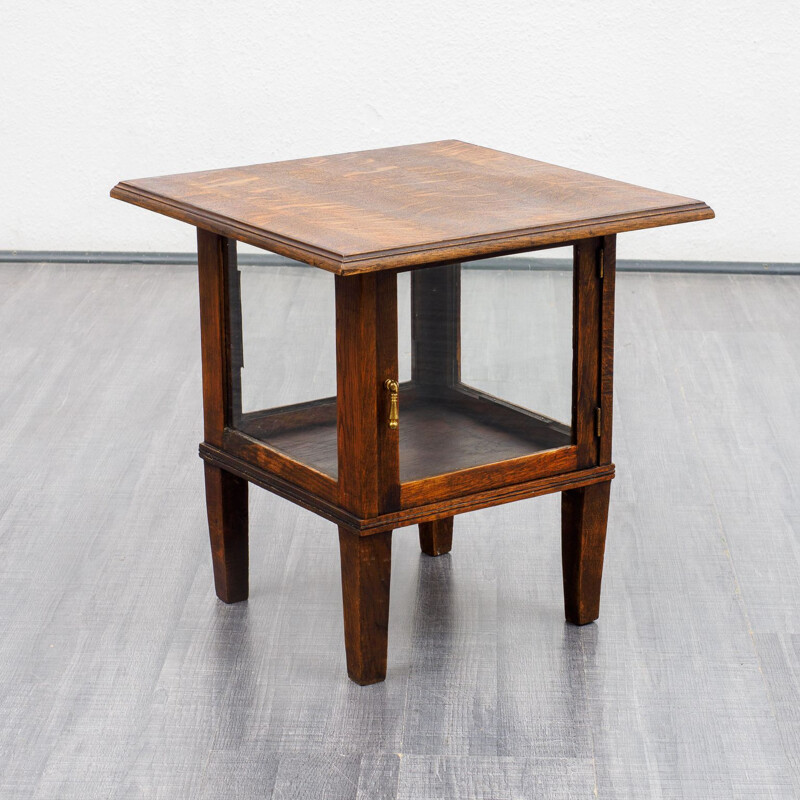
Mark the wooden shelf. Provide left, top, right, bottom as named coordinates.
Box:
left=236, top=384, right=571, bottom=483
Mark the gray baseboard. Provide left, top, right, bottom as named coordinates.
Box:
left=1, top=250, right=798, bottom=275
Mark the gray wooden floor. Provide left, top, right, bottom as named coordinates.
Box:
left=1, top=261, right=799, bottom=799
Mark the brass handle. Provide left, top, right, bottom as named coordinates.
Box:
left=384, top=379, right=399, bottom=430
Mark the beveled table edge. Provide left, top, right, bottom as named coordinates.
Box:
left=111, top=181, right=714, bottom=275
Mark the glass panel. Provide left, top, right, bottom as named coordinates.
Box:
left=461, top=258, right=573, bottom=427
left=228, top=255, right=573, bottom=486
left=238, top=264, right=336, bottom=411
left=230, top=261, right=338, bottom=478
left=398, top=256, right=573, bottom=483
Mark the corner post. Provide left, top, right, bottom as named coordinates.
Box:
left=335, top=271, right=399, bottom=683
left=563, top=237, right=614, bottom=624
left=197, top=228, right=248, bottom=603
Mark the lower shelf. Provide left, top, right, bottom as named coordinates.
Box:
left=235, top=383, right=572, bottom=483
left=200, top=440, right=614, bottom=534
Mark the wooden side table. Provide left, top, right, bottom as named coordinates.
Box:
left=112, top=141, right=713, bottom=684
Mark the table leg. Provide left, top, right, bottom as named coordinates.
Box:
left=563, top=236, right=615, bottom=624
left=335, top=272, right=399, bottom=683
left=204, top=463, right=249, bottom=603
left=561, top=480, right=610, bottom=625
left=197, top=229, right=249, bottom=602
left=411, top=264, right=461, bottom=552
left=338, top=527, right=392, bottom=685
left=419, top=517, right=454, bottom=556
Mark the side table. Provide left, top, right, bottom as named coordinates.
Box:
left=112, top=140, right=713, bottom=684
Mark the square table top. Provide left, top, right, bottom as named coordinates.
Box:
left=111, top=140, right=713, bottom=275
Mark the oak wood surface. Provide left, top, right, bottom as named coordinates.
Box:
left=197, top=231, right=250, bottom=602
left=419, top=517, right=454, bottom=557
left=203, top=463, right=249, bottom=603
left=572, top=238, right=602, bottom=467
left=111, top=140, right=714, bottom=274
left=238, top=395, right=338, bottom=434
left=200, top=441, right=614, bottom=535
left=338, top=527, right=392, bottom=685
left=222, top=427, right=339, bottom=505
left=197, top=229, right=237, bottom=445
left=450, top=383, right=570, bottom=440
left=336, top=272, right=400, bottom=516
left=227, top=250, right=244, bottom=428
left=561, top=480, right=611, bottom=625
left=399, top=445, right=578, bottom=509
left=231, top=385, right=572, bottom=486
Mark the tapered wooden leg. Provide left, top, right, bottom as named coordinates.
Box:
left=419, top=517, right=454, bottom=556
left=204, top=463, right=249, bottom=604
left=338, top=527, right=392, bottom=685
left=561, top=481, right=610, bottom=625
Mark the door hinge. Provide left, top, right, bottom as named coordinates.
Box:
left=595, top=406, right=602, bottom=437
left=598, top=247, right=604, bottom=279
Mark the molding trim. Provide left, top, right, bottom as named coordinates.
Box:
left=1, top=250, right=798, bottom=275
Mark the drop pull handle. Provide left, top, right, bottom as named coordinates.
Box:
left=384, top=379, right=399, bottom=430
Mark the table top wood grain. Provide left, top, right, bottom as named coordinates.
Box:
left=111, top=140, right=714, bottom=274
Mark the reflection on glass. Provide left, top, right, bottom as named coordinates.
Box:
left=229, top=257, right=574, bottom=485
left=232, top=263, right=339, bottom=478
left=238, top=264, right=336, bottom=413
left=396, top=260, right=573, bottom=482
left=461, top=262, right=573, bottom=426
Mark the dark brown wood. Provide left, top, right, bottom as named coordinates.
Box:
left=454, top=383, right=571, bottom=439
left=197, top=230, right=249, bottom=602
left=200, top=441, right=614, bottom=535
left=561, top=480, right=611, bottom=625
left=335, top=272, right=400, bottom=516
left=411, top=264, right=461, bottom=386
left=227, top=385, right=572, bottom=491
left=401, top=445, right=577, bottom=509
left=227, top=254, right=244, bottom=428
left=197, top=229, right=238, bottom=446
left=572, top=238, right=602, bottom=468
left=419, top=517, right=454, bottom=556
left=238, top=395, right=338, bottom=436
left=112, top=142, right=716, bottom=684
left=204, top=463, right=248, bottom=603
left=599, top=235, right=616, bottom=465
left=112, top=141, right=714, bottom=274
left=222, top=428, right=338, bottom=505
left=338, top=526, right=392, bottom=685
left=200, top=442, right=352, bottom=530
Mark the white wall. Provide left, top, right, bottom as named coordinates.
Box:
left=2, top=1, right=798, bottom=262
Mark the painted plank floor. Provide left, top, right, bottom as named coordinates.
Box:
left=0, top=261, right=799, bottom=799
